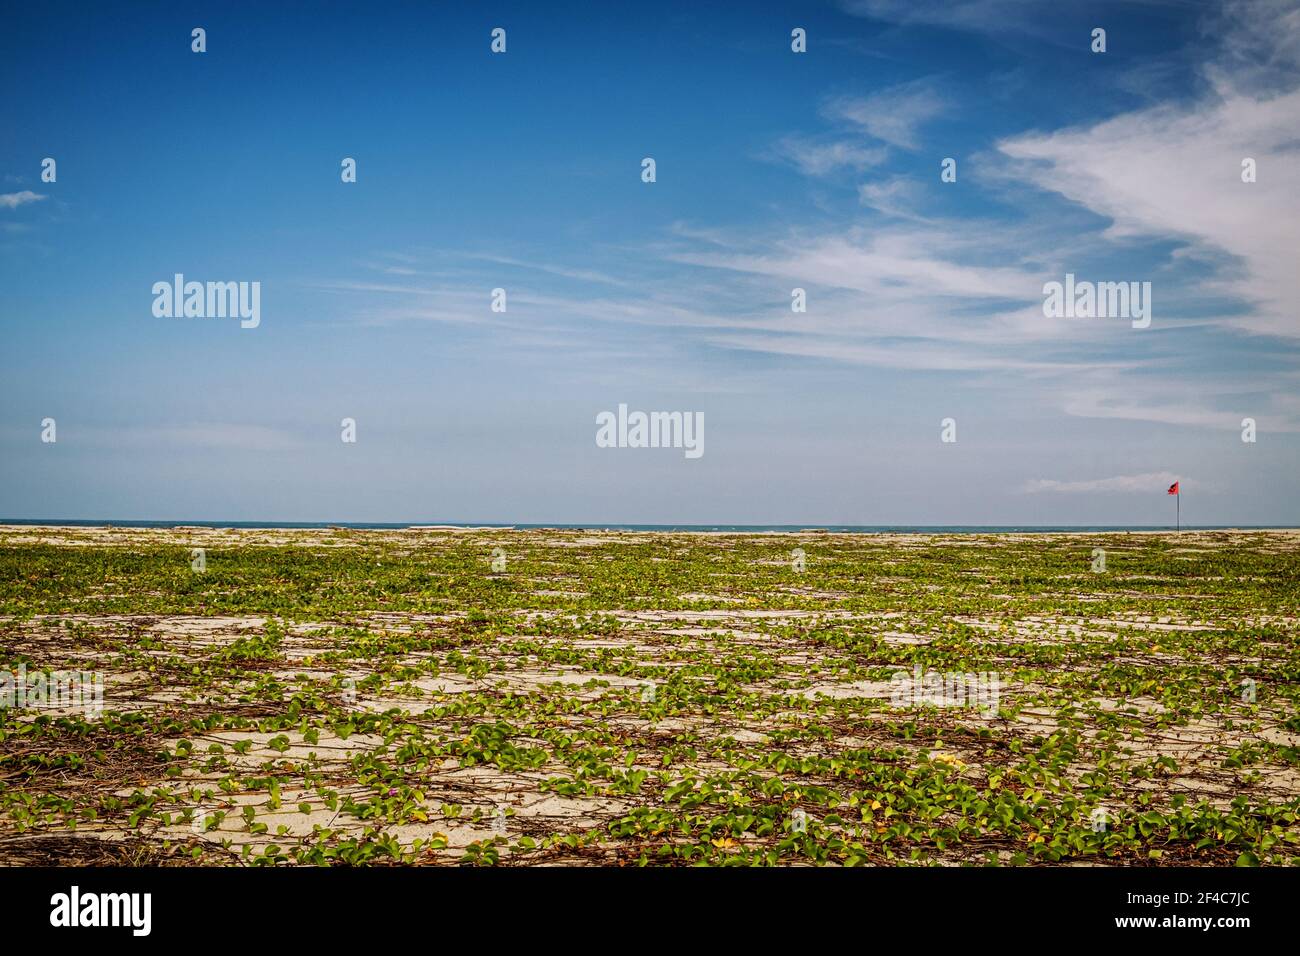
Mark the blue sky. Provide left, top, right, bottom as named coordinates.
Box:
left=2, top=0, right=1297, bottom=524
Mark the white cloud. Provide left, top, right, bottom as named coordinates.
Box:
left=0, top=190, right=46, bottom=210
left=703, top=332, right=1113, bottom=373
left=1021, top=472, right=1181, bottom=494
left=320, top=0, right=1300, bottom=440
left=997, top=7, right=1300, bottom=338
left=673, top=226, right=1038, bottom=301
left=857, top=176, right=926, bottom=218
left=768, top=136, right=888, bottom=176
left=460, top=253, right=633, bottom=288
left=843, top=0, right=1046, bottom=32
left=823, top=80, right=947, bottom=149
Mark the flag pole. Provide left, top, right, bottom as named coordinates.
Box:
left=1177, top=488, right=1180, bottom=532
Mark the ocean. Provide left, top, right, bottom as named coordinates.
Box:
left=1, top=520, right=1292, bottom=533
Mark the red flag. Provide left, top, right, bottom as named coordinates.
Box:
left=1167, top=481, right=1179, bottom=495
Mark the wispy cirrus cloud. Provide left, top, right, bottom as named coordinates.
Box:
left=1021, top=472, right=1181, bottom=494
left=671, top=226, right=1039, bottom=301
left=843, top=0, right=1043, bottom=31
left=312, top=1, right=1300, bottom=444
left=459, top=253, right=633, bottom=288
left=823, top=80, right=947, bottom=149
left=841, top=0, right=1159, bottom=46
left=0, top=190, right=45, bottom=210
left=1059, top=382, right=1285, bottom=431
left=998, top=87, right=1300, bottom=338
left=767, top=136, right=888, bottom=176
left=995, top=0, right=1300, bottom=339
left=857, top=176, right=927, bottom=218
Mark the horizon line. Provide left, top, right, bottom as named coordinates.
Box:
left=3, top=519, right=1297, bottom=533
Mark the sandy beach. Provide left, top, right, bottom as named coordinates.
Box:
left=1, top=524, right=1296, bottom=865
